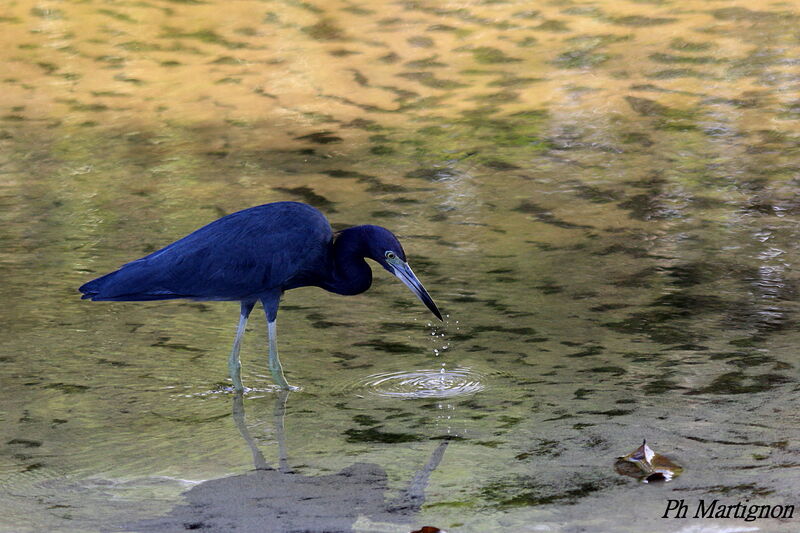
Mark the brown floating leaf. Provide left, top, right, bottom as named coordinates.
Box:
left=411, top=527, right=444, bottom=533
left=615, top=440, right=682, bottom=483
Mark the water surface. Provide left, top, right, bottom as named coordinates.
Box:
left=1, top=0, right=799, bottom=531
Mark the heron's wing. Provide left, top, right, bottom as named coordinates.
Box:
left=80, top=203, right=332, bottom=301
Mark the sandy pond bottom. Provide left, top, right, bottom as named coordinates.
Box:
left=1, top=0, right=800, bottom=531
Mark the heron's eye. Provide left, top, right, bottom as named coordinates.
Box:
left=385, top=251, right=397, bottom=260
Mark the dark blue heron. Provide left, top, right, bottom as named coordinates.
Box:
left=79, top=201, right=442, bottom=391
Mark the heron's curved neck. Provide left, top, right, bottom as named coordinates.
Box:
left=323, top=226, right=373, bottom=296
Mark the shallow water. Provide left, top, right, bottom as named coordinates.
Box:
left=1, top=0, right=799, bottom=531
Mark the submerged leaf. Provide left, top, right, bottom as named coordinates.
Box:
left=614, top=440, right=682, bottom=483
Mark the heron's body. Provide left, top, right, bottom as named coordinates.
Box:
left=79, top=202, right=441, bottom=391
left=82, top=203, right=338, bottom=302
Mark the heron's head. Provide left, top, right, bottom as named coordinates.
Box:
left=361, top=225, right=443, bottom=321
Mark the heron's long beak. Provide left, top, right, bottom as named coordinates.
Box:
left=390, top=261, right=443, bottom=321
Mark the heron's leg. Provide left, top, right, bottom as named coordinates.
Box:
left=260, top=295, right=295, bottom=390
left=267, top=319, right=294, bottom=389
left=228, top=301, right=256, bottom=392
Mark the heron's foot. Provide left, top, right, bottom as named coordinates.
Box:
left=270, top=371, right=298, bottom=391
left=229, top=374, right=245, bottom=393
left=223, top=381, right=249, bottom=393
left=269, top=360, right=295, bottom=391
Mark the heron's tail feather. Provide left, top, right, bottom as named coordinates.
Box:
left=78, top=263, right=185, bottom=301
left=79, top=271, right=117, bottom=300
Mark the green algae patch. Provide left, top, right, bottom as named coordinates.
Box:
left=302, top=18, right=347, bottom=41
left=463, top=46, right=522, bottom=64
left=159, top=27, right=248, bottom=49
left=689, top=372, right=792, bottom=395
left=344, top=427, right=424, bottom=443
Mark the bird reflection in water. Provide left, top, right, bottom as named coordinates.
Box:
left=130, top=392, right=449, bottom=533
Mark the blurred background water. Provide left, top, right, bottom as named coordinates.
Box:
left=1, top=0, right=799, bottom=531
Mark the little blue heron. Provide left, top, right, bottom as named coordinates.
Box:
left=79, top=201, right=442, bottom=391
